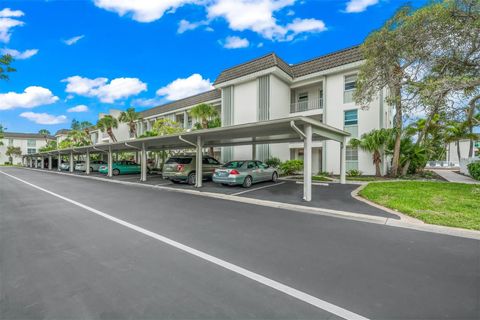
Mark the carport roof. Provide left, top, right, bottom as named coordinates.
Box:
left=27, top=116, right=349, bottom=156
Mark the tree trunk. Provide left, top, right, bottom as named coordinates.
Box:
left=457, top=141, right=462, bottom=162
left=107, top=128, right=117, bottom=142
left=373, top=150, right=381, bottom=177
left=467, top=95, right=480, bottom=157
left=401, top=160, right=410, bottom=176
left=390, top=85, right=403, bottom=177
left=130, top=123, right=137, bottom=138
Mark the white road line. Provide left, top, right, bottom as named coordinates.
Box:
left=232, top=181, right=286, bottom=196
left=0, top=170, right=368, bottom=320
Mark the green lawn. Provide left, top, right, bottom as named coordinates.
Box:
left=359, top=181, right=480, bottom=230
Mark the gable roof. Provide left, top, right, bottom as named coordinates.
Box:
left=139, top=89, right=221, bottom=119
left=213, top=45, right=363, bottom=85
left=55, top=129, right=70, bottom=136
left=3, top=132, right=55, bottom=140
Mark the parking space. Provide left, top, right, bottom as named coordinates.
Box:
left=47, top=168, right=396, bottom=219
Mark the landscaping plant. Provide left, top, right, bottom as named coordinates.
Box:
left=467, top=162, right=480, bottom=180
left=279, top=159, right=303, bottom=176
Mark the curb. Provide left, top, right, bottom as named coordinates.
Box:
left=13, top=167, right=480, bottom=241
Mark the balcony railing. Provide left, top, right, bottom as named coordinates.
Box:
left=290, top=98, right=323, bottom=113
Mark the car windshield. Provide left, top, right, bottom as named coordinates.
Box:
left=166, top=157, right=192, bottom=164
left=223, top=161, right=245, bottom=169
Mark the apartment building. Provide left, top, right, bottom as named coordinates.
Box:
left=86, top=46, right=392, bottom=175
left=0, top=132, right=54, bottom=165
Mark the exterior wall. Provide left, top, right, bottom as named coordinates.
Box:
left=232, top=80, right=257, bottom=160
left=0, top=137, right=49, bottom=164
left=447, top=139, right=479, bottom=163
left=269, top=75, right=291, bottom=162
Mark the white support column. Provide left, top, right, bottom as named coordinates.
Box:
left=108, top=146, right=113, bottom=177
left=195, top=135, right=203, bottom=188
left=141, top=143, right=147, bottom=182
left=303, top=124, right=312, bottom=202
left=57, top=152, right=61, bottom=171
left=48, top=155, right=52, bottom=170
left=86, top=150, right=91, bottom=175
left=252, top=144, right=256, bottom=160
left=340, top=139, right=346, bottom=184
left=40, top=157, right=45, bottom=169
left=34, top=157, right=38, bottom=168
left=183, top=111, right=189, bottom=129
left=29, top=157, right=32, bottom=168
left=69, top=151, right=74, bottom=173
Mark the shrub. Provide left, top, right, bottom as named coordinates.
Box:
left=346, top=169, right=363, bottom=177
left=265, top=156, right=281, bottom=168
left=467, top=162, right=480, bottom=180
left=317, top=171, right=331, bottom=177
left=279, top=159, right=303, bottom=175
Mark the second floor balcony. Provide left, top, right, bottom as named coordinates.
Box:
left=290, top=98, right=323, bottom=114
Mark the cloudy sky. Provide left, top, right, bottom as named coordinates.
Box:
left=0, top=0, right=425, bottom=133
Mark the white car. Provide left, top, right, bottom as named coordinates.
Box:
left=59, top=162, right=71, bottom=171
left=75, top=160, right=107, bottom=172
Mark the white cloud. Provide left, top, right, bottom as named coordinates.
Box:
left=67, top=104, right=89, bottom=113
left=63, top=35, right=85, bottom=45
left=0, top=48, right=38, bottom=60
left=156, top=73, right=213, bottom=101
left=0, top=86, right=59, bottom=110
left=286, top=9, right=295, bottom=16
left=62, top=76, right=147, bottom=103
left=345, top=0, right=379, bottom=13
left=20, top=112, right=67, bottom=125
left=286, top=18, right=326, bottom=34
left=93, top=0, right=199, bottom=23
left=222, top=36, right=249, bottom=49
left=177, top=19, right=208, bottom=34
left=207, top=0, right=295, bottom=40
left=0, top=8, right=24, bottom=18
left=0, top=17, right=24, bottom=43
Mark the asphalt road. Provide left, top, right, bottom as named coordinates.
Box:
left=0, top=167, right=479, bottom=319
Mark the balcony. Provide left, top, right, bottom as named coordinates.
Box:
left=290, top=98, right=323, bottom=114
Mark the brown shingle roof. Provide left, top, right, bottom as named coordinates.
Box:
left=4, top=132, right=55, bottom=140
left=213, top=53, right=293, bottom=85
left=139, top=89, right=221, bottom=118
left=54, top=129, right=70, bottom=136
left=290, top=46, right=363, bottom=78
left=213, top=46, right=363, bottom=85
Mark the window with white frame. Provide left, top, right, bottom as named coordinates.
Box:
left=27, top=148, right=36, bottom=154
left=8, top=138, right=14, bottom=146
left=346, top=146, right=358, bottom=170
left=344, top=74, right=357, bottom=103
left=344, top=109, right=358, bottom=137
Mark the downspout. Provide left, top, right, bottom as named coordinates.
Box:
left=290, top=121, right=306, bottom=139
left=179, top=135, right=198, bottom=147
left=124, top=142, right=141, bottom=150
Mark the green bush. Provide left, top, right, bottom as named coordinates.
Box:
left=467, top=162, right=480, bottom=180
left=279, top=159, right=303, bottom=175
left=346, top=169, right=363, bottom=177
left=265, top=156, right=281, bottom=168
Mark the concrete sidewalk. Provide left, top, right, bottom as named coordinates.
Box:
left=432, top=169, right=479, bottom=184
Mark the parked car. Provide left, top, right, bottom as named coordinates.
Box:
left=162, top=155, right=221, bottom=185
left=59, top=162, right=71, bottom=171
left=75, top=160, right=107, bottom=172
left=99, top=160, right=141, bottom=176
left=213, top=160, right=278, bottom=188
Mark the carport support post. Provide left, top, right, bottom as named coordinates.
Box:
left=195, top=136, right=203, bottom=188
left=340, top=139, right=346, bottom=184
left=85, top=150, right=90, bottom=175
left=29, top=157, right=32, bottom=168
left=48, top=155, right=52, bottom=170
left=40, top=156, right=44, bottom=169
left=107, top=146, right=113, bottom=177
left=303, top=124, right=312, bottom=202
left=57, top=152, right=61, bottom=171
left=140, top=143, right=147, bottom=182
left=69, top=151, right=74, bottom=173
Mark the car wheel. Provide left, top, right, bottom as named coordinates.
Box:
left=272, top=172, right=278, bottom=183
left=242, top=175, right=253, bottom=188
left=112, top=168, right=120, bottom=176
left=221, top=183, right=230, bottom=186
left=171, top=180, right=181, bottom=184
left=187, top=172, right=196, bottom=185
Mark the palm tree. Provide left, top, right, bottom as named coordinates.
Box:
left=0, top=54, right=15, bottom=81
left=5, top=146, right=21, bottom=164
left=96, top=115, right=118, bottom=142
left=118, top=107, right=139, bottom=138
left=444, top=121, right=478, bottom=161
left=0, top=124, right=4, bottom=147
left=189, top=103, right=220, bottom=156
left=38, top=129, right=51, bottom=144
left=349, top=129, right=392, bottom=177
left=189, top=103, right=219, bottom=129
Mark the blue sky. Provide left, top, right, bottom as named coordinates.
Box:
left=0, top=0, right=426, bottom=134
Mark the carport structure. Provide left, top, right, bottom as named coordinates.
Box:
left=24, top=116, right=350, bottom=201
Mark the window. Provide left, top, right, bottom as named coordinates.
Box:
left=256, top=161, right=268, bottom=169
left=344, top=110, right=358, bottom=137
left=27, top=139, right=36, bottom=148
left=27, top=148, right=36, bottom=154
left=247, top=161, right=257, bottom=169
left=344, top=74, right=357, bottom=103
left=297, top=92, right=308, bottom=103
left=346, top=147, right=359, bottom=170
left=8, top=138, right=13, bottom=146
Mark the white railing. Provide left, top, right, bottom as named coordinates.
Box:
left=426, top=161, right=459, bottom=168
left=290, top=98, right=323, bottom=113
